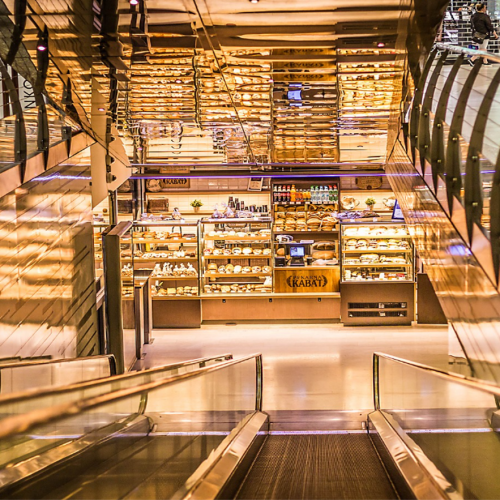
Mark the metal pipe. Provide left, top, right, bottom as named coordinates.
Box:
left=256, top=354, right=264, bottom=411
left=108, top=189, right=118, bottom=225
left=373, top=353, right=380, bottom=410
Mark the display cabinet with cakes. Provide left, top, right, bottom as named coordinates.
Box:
left=200, top=218, right=273, bottom=295
left=339, top=222, right=415, bottom=326
left=129, top=221, right=202, bottom=328
left=130, top=222, right=200, bottom=299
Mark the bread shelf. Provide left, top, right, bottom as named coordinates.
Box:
left=342, top=249, right=411, bottom=253
left=203, top=272, right=272, bottom=278
left=342, top=263, right=412, bottom=267
left=342, top=234, right=411, bottom=239
left=273, top=229, right=339, bottom=234
left=204, top=236, right=270, bottom=241
left=133, top=238, right=197, bottom=244
left=203, top=254, right=272, bottom=259
left=151, top=276, right=199, bottom=280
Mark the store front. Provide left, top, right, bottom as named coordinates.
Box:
left=94, top=173, right=415, bottom=328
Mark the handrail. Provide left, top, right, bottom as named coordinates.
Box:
left=0, top=353, right=233, bottom=405
left=0, top=353, right=262, bottom=441
left=373, top=352, right=500, bottom=409
left=435, top=42, right=500, bottom=64
left=0, top=354, right=115, bottom=371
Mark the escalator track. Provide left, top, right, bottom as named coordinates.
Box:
left=234, top=434, right=399, bottom=500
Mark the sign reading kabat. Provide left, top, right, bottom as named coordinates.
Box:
left=275, top=267, right=339, bottom=293
left=287, top=275, right=328, bottom=288
left=162, top=178, right=190, bottom=188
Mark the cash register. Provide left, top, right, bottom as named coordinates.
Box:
left=288, top=244, right=306, bottom=266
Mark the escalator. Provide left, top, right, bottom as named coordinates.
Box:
left=234, top=434, right=399, bottom=500
left=0, top=352, right=498, bottom=500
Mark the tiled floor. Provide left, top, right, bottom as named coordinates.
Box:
left=136, top=323, right=450, bottom=411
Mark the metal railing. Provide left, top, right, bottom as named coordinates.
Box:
left=407, top=42, right=500, bottom=285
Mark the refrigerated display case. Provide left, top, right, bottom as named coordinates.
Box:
left=200, top=218, right=273, bottom=295
left=339, top=221, right=415, bottom=325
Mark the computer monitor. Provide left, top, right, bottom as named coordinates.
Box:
left=289, top=245, right=305, bottom=257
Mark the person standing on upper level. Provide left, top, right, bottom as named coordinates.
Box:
left=469, top=3, right=498, bottom=66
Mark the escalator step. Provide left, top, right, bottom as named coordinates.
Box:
left=235, top=434, right=398, bottom=500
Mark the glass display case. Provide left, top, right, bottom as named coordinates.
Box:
left=200, top=218, right=273, bottom=295
left=340, top=222, right=414, bottom=282
left=131, top=221, right=199, bottom=298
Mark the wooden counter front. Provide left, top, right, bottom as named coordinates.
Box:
left=274, top=266, right=340, bottom=293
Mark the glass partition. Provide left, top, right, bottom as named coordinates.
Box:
left=0, top=355, right=260, bottom=497
left=375, top=353, right=500, bottom=499
left=0, top=354, right=232, bottom=422
left=23, top=106, right=39, bottom=158
left=47, top=104, right=65, bottom=146
left=0, top=114, right=16, bottom=170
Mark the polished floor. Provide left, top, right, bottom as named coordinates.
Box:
left=135, top=323, right=450, bottom=412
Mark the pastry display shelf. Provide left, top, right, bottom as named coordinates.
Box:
left=133, top=238, right=197, bottom=244
left=343, top=278, right=414, bottom=283
left=342, top=263, right=412, bottom=267
left=273, top=229, right=339, bottom=234
left=203, top=254, right=272, bottom=259
left=203, top=236, right=271, bottom=241
left=343, top=249, right=412, bottom=253
left=342, top=234, right=412, bottom=239
left=151, top=276, right=199, bottom=280
left=203, top=272, right=271, bottom=278
left=201, top=217, right=272, bottom=224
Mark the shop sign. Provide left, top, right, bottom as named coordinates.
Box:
left=286, top=275, right=328, bottom=288
left=162, top=178, right=190, bottom=188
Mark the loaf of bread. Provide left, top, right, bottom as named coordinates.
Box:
left=312, top=250, right=335, bottom=260
left=312, top=241, right=335, bottom=251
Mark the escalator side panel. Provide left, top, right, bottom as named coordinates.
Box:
left=0, top=416, right=151, bottom=500
left=369, top=431, right=417, bottom=500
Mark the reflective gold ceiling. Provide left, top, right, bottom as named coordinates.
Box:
left=13, top=0, right=433, bottom=168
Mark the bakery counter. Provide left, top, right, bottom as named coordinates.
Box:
left=201, top=294, right=340, bottom=322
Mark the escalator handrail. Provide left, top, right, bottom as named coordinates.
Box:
left=0, top=354, right=116, bottom=373
left=435, top=42, right=500, bottom=64
left=373, top=351, right=500, bottom=409
left=0, top=353, right=262, bottom=441
left=0, top=353, right=233, bottom=405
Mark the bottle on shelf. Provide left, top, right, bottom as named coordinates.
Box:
left=290, top=184, right=296, bottom=203
left=333, top=183, right=339, bottom=204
